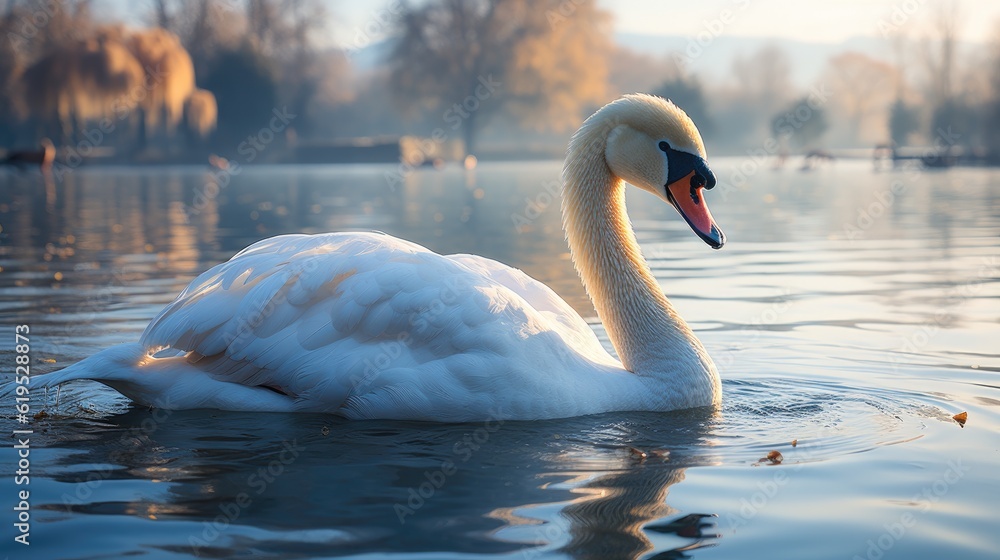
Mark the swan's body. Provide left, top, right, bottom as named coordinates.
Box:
left=37, top=94, right=726, bottom=421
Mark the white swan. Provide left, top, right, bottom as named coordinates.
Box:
left=38, top=94, right=725, bottom=421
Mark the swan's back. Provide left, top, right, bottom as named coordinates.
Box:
left=124, top=232, right=627, bottom=420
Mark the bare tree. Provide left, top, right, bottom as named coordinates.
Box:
left=607, top=46, right=682, bottom=97
left=152, top=0, right=171, bottom=29
left=146, top=0, right=244, bottom=76
left=887, top=28, right=911, bottom=101
left=150, top=0, right=327, bottom=136
left=731, top=43, right=793, bottom=118
left=987, top=21, right=1000, bottom=160
left=919, top=0, right=961, bottom=107
left=824, top=52, right=897, bottom=144
left=148, top=0, right=323, bottom=71
left=4, top=0, right=95, bottom=59
left=20, top=34, right=146, bottom=142
left=244, top=0, right=324, bottom=60
left=387, top=0, right=611, bottom=155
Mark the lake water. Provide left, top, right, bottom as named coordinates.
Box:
left=0, top=159, right=997, bottom=559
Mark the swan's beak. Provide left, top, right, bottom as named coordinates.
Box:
left=665, top=171, right=725, bottom=249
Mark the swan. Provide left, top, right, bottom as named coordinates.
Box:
left=36, top=94, right=725, bottom=421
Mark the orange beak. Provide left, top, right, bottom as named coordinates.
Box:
left=665, top=170, right=725, bottom=249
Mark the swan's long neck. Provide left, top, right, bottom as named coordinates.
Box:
left=561, top=128, right=717, bottom=386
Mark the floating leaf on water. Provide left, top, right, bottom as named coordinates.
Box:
left=758, top=450, right=783, bottom=465
left=33, top=410, right=49, bottom=420
left=628, top=447, right=648, bottom=459
left=649, top=449, right=670, bottom=459
left=953, top=411, right=968, bottom=427
left=791, top=439, right=798, bottom=447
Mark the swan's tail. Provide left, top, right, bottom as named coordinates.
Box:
left=27, top=343, right=178, bottom=408
left=27, top=342, right=296, bottom=412
left=33, top=343, right=148, bottom=390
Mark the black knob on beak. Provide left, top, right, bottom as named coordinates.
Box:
left=698, top=165, right=717, bottom=190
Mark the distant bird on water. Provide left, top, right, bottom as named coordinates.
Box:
left=2, top=138, right=56, bottom=172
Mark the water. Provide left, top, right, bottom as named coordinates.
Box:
left=0, top=159, right=997, bottom=559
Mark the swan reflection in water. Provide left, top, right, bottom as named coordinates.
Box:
left=39, top=404, right=721, bottom=559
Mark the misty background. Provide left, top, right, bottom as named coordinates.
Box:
left=1, top=0, right=999, bottom=164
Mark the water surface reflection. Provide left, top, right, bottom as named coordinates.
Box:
left=1, top=161, right=998, bottom=559
left=41, top=408, right=721, bottom=559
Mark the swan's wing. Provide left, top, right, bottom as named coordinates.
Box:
left=137, top=232, right=612, bottom=417
left=447, top=254, right=618, bottom=366
left=140, top=232, right=457, bottom=405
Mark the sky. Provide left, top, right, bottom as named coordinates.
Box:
left=599, top=0, right=1000, bottom=43
left=106, top=0, right=1000, bottom=47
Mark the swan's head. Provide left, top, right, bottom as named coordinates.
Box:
left=591, top=94, right=725, bottom=249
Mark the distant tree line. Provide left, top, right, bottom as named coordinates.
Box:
left=0, top=0, right=322, bottom=160
left=4, top=0, right=1000, bottom=163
